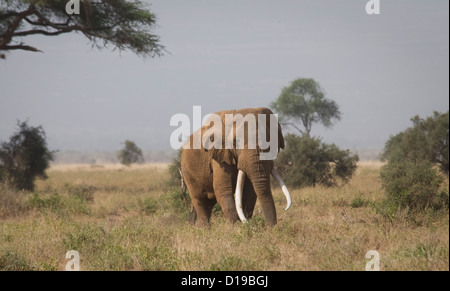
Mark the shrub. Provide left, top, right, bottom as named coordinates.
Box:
left=0, top=185, right=27, bottom=218
left=27, top=193, right=62, bottom=211
left=117, top=140, right=144, bottom=166
left=167, top=150, right=193, bottom=218
left=26, top=192, right=91, bottom=216
left=0, top=121, right=54, bottom=191
left=167, top=149, right=182, bottom=188
left=350, top=197, right=369, bottom=208
left=382, top=111, right=449, bottom=177
left=275, top=134, right=359, bottom=188
left=379, top=160, right=449, bottom=212
left=140, top=196, right=158, bottom=215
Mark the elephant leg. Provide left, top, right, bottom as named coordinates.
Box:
left=188, top=205, right=197, bottom=225
left=216, top=194, right=239, bottom=223
left=192, top=192, right=217, bottom=228
left=242, top=177, right=257, bottom=219
left=212, top=161, right=239, bottom=223
left=191, top=196, right=216, bottom=227
left=183, top=174, right=215, bottom=227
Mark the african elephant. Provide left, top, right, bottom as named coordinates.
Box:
left=180, top=107, right=291, bottom=227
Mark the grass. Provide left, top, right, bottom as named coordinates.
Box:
left=0, top=162, right=448, bottom=271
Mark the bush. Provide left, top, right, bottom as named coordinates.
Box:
left=27, top=193, right=62, bottom=211
left=26, top=192, right=91, bottom=216
left=275, top=134, right=359, bottom=188
left=350, top=197, right=369, bottom=208
left=139, top=196, right=158, bottom=215
left=167, top=149, right=182, bottom=188
left=117, top=140, right=144, bottom=166
left=0, top=185, right=27, bottom=218
left=379, top=160, right=449, bottom=212
left=382, top=111, right=449, bottom=177
left=167, top=149, right=192, bottom=212
left=0, top=121, right=54, bottom=191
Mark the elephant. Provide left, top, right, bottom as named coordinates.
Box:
left=180, top=107, right=292, bottom=227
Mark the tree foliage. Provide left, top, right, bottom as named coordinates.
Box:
left=270, top=78, right=341, bottom=136
left=117, top=140, right=144, bottom=166
left=275, top=134, right=359, bottom=188
left=379, top=160, right=448, bottom=213
left=0, top=121, right=54, bottom=191
left=378, top=111, right=449, bottom=215
left=382, top=111, right=449, bottom=177
left=168, top=148, right=181, bottom=187
left=0, top=0, right=165, bottom=58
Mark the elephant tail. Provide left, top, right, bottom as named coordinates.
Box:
left=178, top=167, right=188, bottom=205
left=178, top=167, right=196, bottom=224
left=178, top=167, right=186, bottom=194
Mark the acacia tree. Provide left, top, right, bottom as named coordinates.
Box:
left=0, top=121, right=54, bottom=191
left=271, top=78, right=358, bottom=188
left=0, top=0, right=164, bottom=59
left=117, top=140, right=144, bottom=166
left=270, top=78, right=341, bottom=136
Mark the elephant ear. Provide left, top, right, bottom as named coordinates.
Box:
left=256, top=114, right=285, bottom=155
left=209, top=147, right=236, bottom=166
left=278, top=122, right=285, bottom=151
left=260, top=107, right=285, bottom=152
left=210, top=127, right=237, bottom=166
left=202, top=115, right=237, bottom=166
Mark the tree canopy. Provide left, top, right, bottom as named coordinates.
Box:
left=270, top=78, right=341, bottom=136
left=117, top=140, right=144, bottom=166
left=271, top=78, right=356, bottom=188
left=0, top=121, right=54, bottom=191
left=0, top=0, right=165, bottom=59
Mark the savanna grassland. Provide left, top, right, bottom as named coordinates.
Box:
left=0, top=162, right=448, bottom=271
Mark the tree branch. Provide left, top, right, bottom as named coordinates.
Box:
left=0, top=4, right=36, bottom=49
left=13, top=28, right=67, bottom=37
left=0, top=11, right=19, bottom=21
left=12, top=22, right=85, bottom=37
left=2, top=44, right=41, bottom=52
left=32, top=9, right=79, bottom=31
left=282, top=122, right=305, bottom=136
left=1, top=0, right=165, bottom=58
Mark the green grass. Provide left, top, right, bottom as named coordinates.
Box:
left=0, top=162, right=448, bottom=271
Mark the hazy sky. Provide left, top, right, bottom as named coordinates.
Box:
left=0, top=0, right=449, bottom=153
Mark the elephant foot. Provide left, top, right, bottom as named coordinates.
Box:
left=195, top=220, right=211, bottom=229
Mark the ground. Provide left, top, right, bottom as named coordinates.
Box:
left=0, top=162, right=448, bottom=271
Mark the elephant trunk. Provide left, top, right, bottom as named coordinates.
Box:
left=234, top=155, right=277, bottom=226
left=248, top=166, right=277, bottom=226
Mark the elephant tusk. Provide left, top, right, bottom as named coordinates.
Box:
left=235, top=170, right=248, bottom=223
left=271, top=168, right=292, bottom=211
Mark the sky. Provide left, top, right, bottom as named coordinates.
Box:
left=0, top=0, right=449, bottom=154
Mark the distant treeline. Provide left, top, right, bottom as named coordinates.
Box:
left=53, top=148, right=380, bottom=165
left=53, top=150, right=177, bottom=164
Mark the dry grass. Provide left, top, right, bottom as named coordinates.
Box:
left=0, top=162, right=448, bottom=271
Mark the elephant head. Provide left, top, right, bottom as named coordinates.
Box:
left=201, top=107, right=292, bottom=226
